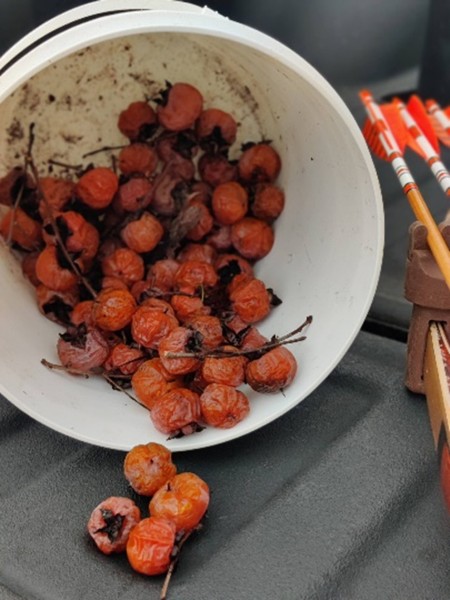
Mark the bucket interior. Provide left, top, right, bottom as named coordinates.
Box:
left=0, top=29, right=383, bottom=450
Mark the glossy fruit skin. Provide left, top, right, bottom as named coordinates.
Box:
left=174, top=260, right=218, bottom=290
left=118, top=144, right=158, bottom=176
left=185, top=201, right=214, bottom=242
left=126, top=517, right=176, bottom=575
left=104, top=343, right=145, bottom=375
left=196, top=108, right=237, bottom=146
left=70, top=300, right=95, bottom=327
left=131, top=358, right=182, bottom=410
left=238, top=143, right=281, bottom=183
left=121, top=211, right=164, bottom=254
left=38, top=177, right=74, bottom=219
left=147, top=259, right=180, bottom=292
left=158, top=326, right=201, bottom=375
left=185, top=315, right=223, bottom=350
left=0, top=207, right=42, bottom=250
left=92, top=288, right=137, bottom=331
left=201, top=348, right=247, bottom=387
left=101, top=247, right=145, bottom=286
left=246, top=346, right=297, bottom=393
left=149, top=472, right=210, bottom=531
left=229, top=276, right=271, bottom=324
left=35, top=245, right=78, bottom=292
left=157, top=82, right=203, bottom=132
left=116, top=177, right=153, bottom=213
left=36, top=284, right=79, bottom=325
left=124, top=442, right=177, bottom=496
left=75, top=167, right=118, bottom=210
left=200, top=383, right=250, bottom=428
left=177, top=243, right=217, bottom=265
left=118, top=101, right=157, bottom=141
left=150, top=388, right=201, bottom=435
left=57, top=327, right=110, bottom=372
left=252, top=183, right=285, bottom=221
left=231, top=217, right=274, bottom=261
left=88, top=496, right=141, bottom=555
left=212, top=181, right=249, bottom=226
left=131, top=305, right=179, bottom=350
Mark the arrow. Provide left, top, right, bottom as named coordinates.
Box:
left=359, top=89, right=450, bottom=290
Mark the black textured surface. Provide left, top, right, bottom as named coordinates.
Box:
left=1, top=331, right=447, bottom=600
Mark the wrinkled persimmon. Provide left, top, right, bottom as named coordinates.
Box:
left=123, top=442, right=177, bottom=496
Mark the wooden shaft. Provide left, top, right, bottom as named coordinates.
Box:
left=406, top=187, right=450, bottom=289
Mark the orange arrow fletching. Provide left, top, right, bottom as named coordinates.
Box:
left=407, top=94, right=440, bottom=154
left=426, top=99, right=450, bottom=148
left=361, top=103, right=407, bottom=161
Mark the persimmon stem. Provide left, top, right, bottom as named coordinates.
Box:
left=41, top=358, right=143, bottom=408
left=166, top=316, right=313, bottom=360
left=160, top=527, right=199, bottom=600
left=25, top=124, right=98, bottom=299
left=82, top=144, right=127, bottom=158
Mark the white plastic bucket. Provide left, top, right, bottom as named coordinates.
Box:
left=0, top=0, right=384, bottom=451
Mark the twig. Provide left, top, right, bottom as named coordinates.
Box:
left=160, top=527, right=200, bottom=600
left=41, top=358, right=144, bottom=408
left=41, top=358, right=92, bottom=378
left=48, top=159, right=83, bottom=171
left=166, top=315, right=313, bottom=360
left=25, top=125, right=98, bottom=299
left=101, top=372, right=141, bottom=405
left=82, top=144, right=127, bottom=158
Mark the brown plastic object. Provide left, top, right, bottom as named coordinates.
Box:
left=405, top=217, right=450, bottom=393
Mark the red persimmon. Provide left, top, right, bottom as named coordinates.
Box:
left=75, top=167, right=118, bottom=210
left=121, top=211, right=164, bottom=254
left=198, top=153, right=237, bottom=187
left=231, top=217, right=274, bottom=261
left=212, top=181, right=248, bottom=226
left=92, top=288, right=137, bottom=331
left=115, top=177, right=153, bottom=213
left=146, top=259, right=180, bottom=292
left=238, top=143, right=281, bottom=182
left=246, top=346, right=297, bottom=393
left=174, top=260, right=218, bottom=290
left=252, top=183, right=285, bottom=221
left=57, top=327, right=110, bottom=372
left=196, top=108, right=237, bottom=146
left=185, top=314, right=224, bottom=350
left=131, top=358, right=182, bottom=410
left=158, top=327, right=201, bottom=375
left=118, top=144, right=158, bottom=176
left=0, top=207, right=42, bottom=251
left=126, top=517, right=176, bottom=575
left=201, top=346, right=247, bottom=387
left=123, top=442, right=177, bottom=496
left=101, top=247, right=145, bottom=286
left=157, top=82, right=203, bottom=132
left=35, top=245, right=78, bottom=292
left=131, top=304, right=178, bottom=349
left=88, top=496, right=141, bottom=555
left=38, top=176, right=74, bottom=219
left=229, top=276, right=271, bottom=324
left=118, top=101, right=157, bottom=141
left=200, top=383, right=250, bottom=428
left=149, top=472, right=210, bottom=532
left=150, top=387, right=202, bottom=436
left=103, top=343, right=145, bottom=375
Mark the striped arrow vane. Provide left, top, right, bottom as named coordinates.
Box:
left=393, top=95, right=450, bottom=196
left=359, top=89, right=450, bottom=290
